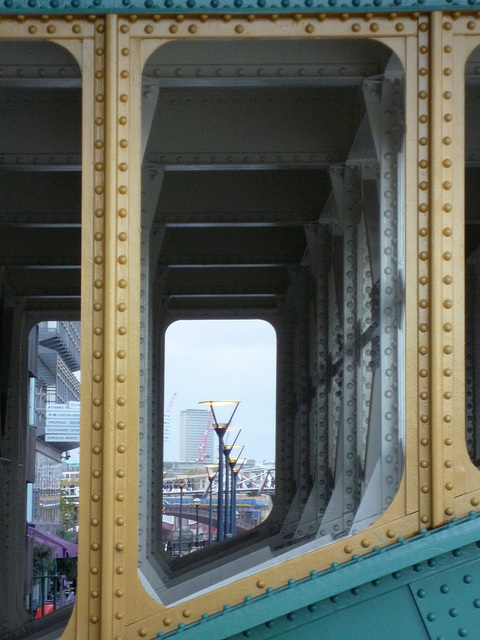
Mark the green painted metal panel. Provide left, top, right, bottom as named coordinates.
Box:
left=411, top=560, right=480, bottom=640
left=157, top=514, right=480, bottom=640
left=0, top=0, right=479, bottom=16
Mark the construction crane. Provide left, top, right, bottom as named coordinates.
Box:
left=197, top=408, right=213, bottom=462
left=166, top=392, right=177, bottom=414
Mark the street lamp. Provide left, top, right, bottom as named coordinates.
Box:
left=199, top=401, right=240, bottom=541
left=178, top=478, right=185, bottom=557
left=223, top=429, right=240, bottom=537
left=229, top=450, right=244, bottom=537
left=194, top=497, right=201, bottom=547
left=205, top=465, right=217, bottom=545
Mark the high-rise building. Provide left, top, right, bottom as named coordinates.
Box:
left=179, top=409, right=214, bottom=463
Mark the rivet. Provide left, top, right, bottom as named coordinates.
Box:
left=118, top=255, right=127, bottom=264
left=116, top=566, right=124, bottom=574
left=443, top=203, right=452, bottom=212
left=28, top=25, right=37, bottom=34
left=92, top=445, right=102, bottom=454
left=444, top=391, right=452, bottom=399
left=91, top=589, right=99, bottom=598
left=419, top=369, right=428, bottom=378
left=419, top=203, right=428, bottom=212
left=95, top=209, right=104, bottom=218
left=443, top=251, right=452, bottom=261
left=115, top=589, right=124, bottom=597
left=443, top=227, right=452, bottom=237
left=421, top=515, right=429, bottom=523
left=188, top=24, right=197, bottom=33
left=443, top=159, right=452, bottom=168
left=420, top=438, right=429, bottom=446
left=418, top=91, right=427, bottom=100
left=395, top=23, right=404, bottom=31
left=117, top=350, right=126, bottom=359
left=119, top=162, right=128, bottom=172
left=468, top=20, right=476, bottom=29
left=445, top=482, right=454, bottom=490
left=117, top=397, right=126, bottom=406
left=419, top=227, right=428, bottom=237
left=443, top=137, right=452, bottom=146
left=344, top=545, right=353, bottom=554
left=92, top=469, right=101, bottom=478
left=90, top=615, right=98, bottom=624
left=445, top=507, right=454, bottom=515
left=421, top=485, right=429, bottom=493
left=118, top=186, right=127, bottom=195
left=445, top=459, right=453, bottom=468
left=116, top=517, right=125, bottom=526
left=420, top=392, right=428, bottom=400
left=305, top=24, right=314, bottom=33
left=444, top=438, right=452, bottom=446
left=419, top=251, right=428, bottom=260
left=443, top=368, right=452, bottom=377
left=92, top=493, right=100, bottom=502
left=94, top=256, right=103, bottom=266
left=118, top=302, right=127, bottom=311
left=370, top=23, right=379, bottom=32
left=120, top=24, right=129, bottom=32
left=182, top=610, right=192, bottom=618
left=444, top=414, right=452, bottom=423
left=444, top=113, right=452, bottom=122
left=419, top=117, right=428, bottom=126
left=419, top=299, right=428, bottom=309
left=169, top=24, right=178, bottom=33
left=118, top=208, right=127, bottom=217
left=145, top=25, right=153, bottom=34
left=118, top=232, right=127, bottom=241
left=352, top=23, right=361, bottom=32
left=164, top=617, right=173, bottom=627
left=117, top=373, right=126, bottom=383
left=116, top=542, right=124, bottom=551
left=419, top=323, right=428, bottom=332
left=117, top=469, right=125, bottom=478
left=120, top=70, right=129, bottom=79
left=419, top=276, right=428, bottom=285
left=235, top=25, right=244, bottom=34
left=443, top=21, right=452, bottom=30
left=92, top=421, right=102, bottom=430
left=420, top=460, right=428, bottom=468
left=471, top=497, right=479, bottom=506
left=117, top=421, right=126, bottom=430
left=121, top=48, right=129, bottom=56
left=94, top=232, right=103, bottom=241
left=419, top=346, right=428, bottom=355
left=419, top=22, right=428, bottom=32
left=443, top=323, right=453, bottom=332
left=257, top=579, right=266, bottom=588
left=118, top=279, right=127, bottom=288
left=117, top=444, right=126, bottom=453
left=115, top=612, right=124, bottom=620
left=119, top=94, right=128, bottom=103
left=444, top=91, right=452, bottom=100
left=93, top=302, right=102, bottom=311
left=419, top=182, right=428, bottom=191
left=120, top=139, right=128, bottom=148
left=361, top=539, right=370, bottom=548
left=443, top=68, right=452, bottom=76
left=444, top=275, right=453, bottom=284
left=91, top=542, right=100, bottom=550
left=386, top=529, right=395, bottom=538
left=419, top=137, right=428, bottom=146
left=138, top=630, right=147, bottom=638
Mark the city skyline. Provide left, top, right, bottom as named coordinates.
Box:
left=164, top=319, right=277, bottom=464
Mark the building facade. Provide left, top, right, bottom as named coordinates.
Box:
left=179, top=409, right=214, bottom=463
left=2, top=5, right=480, bottom=640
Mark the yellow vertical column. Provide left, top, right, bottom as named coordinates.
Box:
left=428, top=11, right=457, bottom=527
left=101, top=14, right=140, bottom=640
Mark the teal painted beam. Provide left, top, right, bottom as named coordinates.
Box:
left=0, top=0, right=479, bottom=14
left=158, top=513, right=480, bottom=639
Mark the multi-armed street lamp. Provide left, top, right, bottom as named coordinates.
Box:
left=228, top=447, right=244, bottom=537
left=199, top=401, right=240, bottom=541
left=222, top=428, right=240, bottom=537
left=205, top=465, right=217, bottom=545
left=178, top=478, right=185, bottom=556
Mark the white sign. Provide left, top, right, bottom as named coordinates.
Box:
left=46, top=402, right=80, bottom=442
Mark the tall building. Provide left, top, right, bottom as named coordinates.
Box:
left=179, top=409, right=214, bottom=463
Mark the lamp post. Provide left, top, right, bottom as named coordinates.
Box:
left=205, top=465, right=217, bottom=545
left=199, top=401, right=240, bottom=541
left=178, top=478, right=185, bottom=556
left=229, top=451, right=244, bottom=537
left=194, top=497, right=201, bottom=547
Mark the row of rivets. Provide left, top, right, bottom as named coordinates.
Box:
left=417, top=19, right=431, bottom=526
left=90, top=16, right=105, bottom=634
left=440, top=19, right=455, bottom=519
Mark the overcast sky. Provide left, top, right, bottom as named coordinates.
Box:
left=164, top=319, right=277, bottom=463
